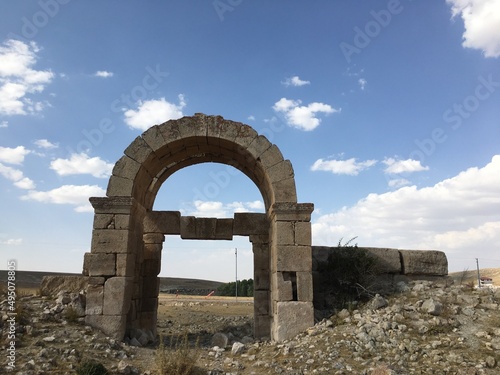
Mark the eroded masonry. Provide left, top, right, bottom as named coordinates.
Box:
left=83, top=114, right=314, bottom=342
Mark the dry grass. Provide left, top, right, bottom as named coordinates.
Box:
left=155, top=334, right=203, bottom=375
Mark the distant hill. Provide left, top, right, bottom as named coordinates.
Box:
left=0, top=270, right=224, bottom=294
left=449, top=268, right=500, bottom=286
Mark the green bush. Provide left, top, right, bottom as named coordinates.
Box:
left=317, top=237, right=378, bottom=311
left=76, top=360, right=108, bottom=375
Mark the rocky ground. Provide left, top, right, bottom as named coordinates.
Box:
left=1, top=278, right=499, bottom=374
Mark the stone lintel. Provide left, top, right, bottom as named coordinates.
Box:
left=233, top=212, right=268, bottom=235
left=143, top=211, right=181, bottom=234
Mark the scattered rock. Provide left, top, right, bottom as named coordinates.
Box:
left=211, top=332, right=229, bottom=348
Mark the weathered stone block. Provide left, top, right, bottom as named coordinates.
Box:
left=124, top=136, right=153, bottom=164
left=112, top=155, right=141, bottom=180
left=142, top=276, right=160, bottom=298
left=254, top=269, right=270, bottom=290
left=143, top=211, right=181, bottom=234
left=400, top=250, right=448, bottom=276
left=273, top=245, right=312, bottom=272
left=363, top=247, right=402, bottom=274
left=254, top=290, right=270, bottom=315
left=91, top=229, right=130, bottom=254
left=247, top=135, right=272, bottom=160
left=85, top=253, right=116, bottom=277
left=294, top=222, right=311, bottom=246
left=273, top=301, right=314, bottom=342
left=142, top=125, right=166, bottom=152
left=106, top=175, right=134, bottom=197
left=272, top=272, right=293, bottom=301
left=114, top=214, right=131, bottom=229
left=180, top=216, right=196, bottom=239
left=90, top=196, right=135, bottom=214
left=143, top=244, right=162, bottom=260
left=93, top=214, right=115, bottom=229
left=273, top=178, right=297, bottom=203
left=254, top=314, right=271, bottom=340
left=196, top=217, right=217, bottom=239
left=116, top=253, right=135, bottom=277
left=143, top=233, right=165, bottom=244
left=272, top=221, right=294, bottom=246
left=85, top=284, right=104, bottom=315
left=253, top=243, right=269, bottom=271
left=296, top=271, right=313, bottom=302
left=266, top=160, right=294, bottom=183
left=85, top=314, right=127, bottom=340
left=141, top=259, right=160, bottom=276
left=103, top=277, right=132, bottom=315
left=259, top=144, right=283, bottom=169
left=215, top=218, right=233, bottom=240
left=88, top=276, right=105, bottom=285
left=271, top=202, right=314, bottom=222
left=233, top=213, right=268, bottom=235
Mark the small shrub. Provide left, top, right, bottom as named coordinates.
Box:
left=76, top=360, right=108, bottom=375
left=63, top=305, right=80, bottom=324
left=155, top=334, right=203, bottom=375
left=317, top=237, right=379, bottom=311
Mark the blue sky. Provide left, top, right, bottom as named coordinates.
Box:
left=1, top=1, right=499, bottom=282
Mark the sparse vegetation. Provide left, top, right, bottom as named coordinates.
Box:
left=63, top=305, right=80, bottom=323
left=317, top=237, right=379, bottom=311
left=155, top=334, right=203, bottom=375
left=76, top=359, right=108, bottom=375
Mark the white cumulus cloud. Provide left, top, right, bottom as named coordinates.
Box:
left=282, top=76, right=311, bottom=87
left=50, top=153, right=114, bottom=178
left=312, top=155, right=500, bottom=272
left=0, top=120, right=8, bottom=128
left=447, top=0, right=500, bottom=57
left=34, top=139, right=58, bottom=149
left=188, top=200, right=265, bottom=218
left=21, top=184, right=106, bottom=212
left=0, top=145, right=30, bottom=164
left=311, top=157, right=377, bottom=175
left=94, top=70, right=114, bottom=78
left=383, top=158, right=429, bottom=174
left=124, top=95, right=186, bottom=131
left=0, top=163, right=36, bottom=190
left=273, top=97, right=340, bottom=131
left=0, top=39, right=54, bottom=116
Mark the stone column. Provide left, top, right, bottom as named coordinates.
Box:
left=84, top=197, right=145, bottom=340
left=269, top=202, right=314, bottom=342
left=134, top=231, right=164, bottom=336
left=250, top=234, right=271, bottom=339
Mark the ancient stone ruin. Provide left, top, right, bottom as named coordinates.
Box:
left=82, top=113, right=449, bottom=343
left=83, top=113, right=315, bottom=342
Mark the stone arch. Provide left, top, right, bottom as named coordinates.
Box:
left=83, top=113, right=314, bottom=343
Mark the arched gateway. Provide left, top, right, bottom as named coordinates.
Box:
left=83, top=113, right=314, bottom=342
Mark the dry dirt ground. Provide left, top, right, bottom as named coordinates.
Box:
left=2, top=271, right=500, bottom=374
